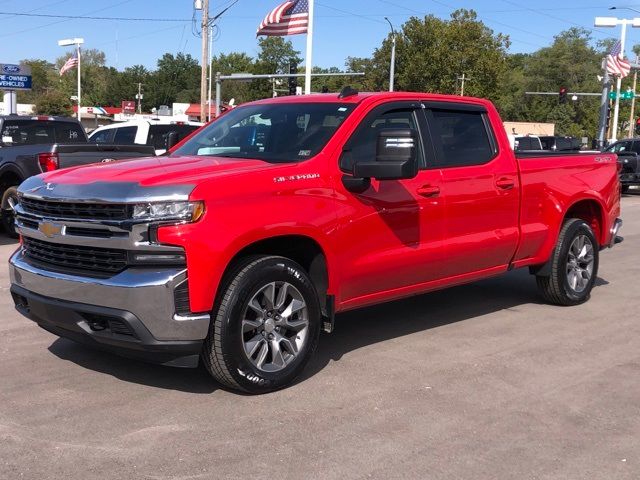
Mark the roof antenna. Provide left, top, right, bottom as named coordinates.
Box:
left=338, top=86, right=359, bottom=99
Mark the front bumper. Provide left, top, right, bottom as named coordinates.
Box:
left=9, top=250, right=210, bottom=367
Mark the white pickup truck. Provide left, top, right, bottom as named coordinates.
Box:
left=88, top=119, right=202, bottom=155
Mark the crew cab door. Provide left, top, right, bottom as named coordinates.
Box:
left=334, top=102, right=446, bottom=304
left=423, top=102, right=520, bottom=277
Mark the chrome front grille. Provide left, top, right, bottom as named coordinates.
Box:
left=20, top=197, right=130, bottom=221
left=22, top=237, right=128, bottom=276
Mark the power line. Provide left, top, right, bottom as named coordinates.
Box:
left=0, top=0, right=134, bottom=39
left=0, top=11, right=191, bottom=22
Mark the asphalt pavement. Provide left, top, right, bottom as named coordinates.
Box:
left=1, top=195, right=639, bottom=480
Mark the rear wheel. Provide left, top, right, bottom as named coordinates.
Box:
left=202, top=255, right=321, bottom=394
left=1, top=186, right=19, bottom=238
left=536, top=218, right=599, bottom=306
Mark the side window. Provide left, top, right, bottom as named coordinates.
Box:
left=428, top=109, right=496, bottom=167
left=89, top=129, right=115, bottom=144
left=611, top=141, right=629, bottom=153
left=340, top=108, right=423, bottom=172
left=148, top=125, right=172, bottom=150
left=113, top=126, right=138, bottom=144
left=55, top=123, right=86, bottom=143
left=632, top=141, right=640, bottom=154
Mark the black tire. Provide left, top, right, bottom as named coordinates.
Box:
left=202, top=255, right=322, bottom=394
left=536, top=218, right=599, bottom=306
left=621, top=184, right=630, bottom=194
left=1, top=186, right=19, bottom=238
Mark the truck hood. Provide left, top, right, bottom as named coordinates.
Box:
left=42, top=155, right=280, bottom=186
left=19, top=155, right=284, bottom=203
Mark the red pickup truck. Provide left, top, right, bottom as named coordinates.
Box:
left=9, top=91, right=622, bottom=393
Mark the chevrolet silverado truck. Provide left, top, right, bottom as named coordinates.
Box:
left=8, top=91, right=623, bottom=394
left=0, top=115, right=155, bottom=236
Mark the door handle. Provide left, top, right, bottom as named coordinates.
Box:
left=495, top=177, right=515, bottom=190
left=417, top=185, right=440, bottom=197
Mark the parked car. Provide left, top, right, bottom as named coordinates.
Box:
left=0, top=115, right=156, bottom=236
left=9, top=91, right=622, bottom=393
left=88, top=119, right=202, bottom=155
left=603, top=137, right=640, bottom=193
left=539, top=135, right=582, bottom=151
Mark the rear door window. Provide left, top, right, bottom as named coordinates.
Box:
left=55, top=122, right=86, bottom=143
left=426, top=109, right=496, bottom=167
left=113, top=126, right=138, bottom=144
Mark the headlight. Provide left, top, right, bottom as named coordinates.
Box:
left=132, top=201, right=205, bottom=223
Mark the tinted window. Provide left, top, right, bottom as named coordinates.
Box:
left=89, top=128, right=116, bottom=144
left=1, top=120, right=87, bottom=146
left=55, top=122, right=86, bottom=143
left=429, top=110, right=495, bottom=167
left=173, top=103, right=354, bottom=163
left=113, top=126, right=138, bottom=144
left=340, top=108, right=423, bottom=172
left=539, top=137, right=553, bottom=150
left=632, top=141, right=640, bottom=154
left=148, top=124, right=199, bottom=150
left=608, top=141, right=631, bottom=153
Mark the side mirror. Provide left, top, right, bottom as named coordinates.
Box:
left=166, top=131, right=180, bottom=150
left=353, top=129, right=419, bottom=180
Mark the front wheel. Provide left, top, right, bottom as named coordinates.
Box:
left=202, top=256, right=322, bottom=394
left=536, top=218, right=599, bottom=306
left=1, top=186, right=19, bottom=238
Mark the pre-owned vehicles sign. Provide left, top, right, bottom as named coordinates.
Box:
left=0, top=64, right=32, bottom=90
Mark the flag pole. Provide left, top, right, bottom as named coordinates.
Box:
left=77, top=43, right=81, bottom=122
left=304, top=0, right=314, bottom=94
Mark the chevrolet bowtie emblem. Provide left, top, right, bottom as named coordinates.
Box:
left=38, top=222, right=64, bottom=238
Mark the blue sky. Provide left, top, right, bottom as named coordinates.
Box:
left=0, top=0, right=636, bottom=69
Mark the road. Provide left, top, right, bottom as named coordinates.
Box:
left=1, top=196, right=639, bottom=480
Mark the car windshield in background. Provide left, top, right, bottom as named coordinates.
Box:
left=1, top=120, right=86, bottom=146
left=172, top=103, right=355, bottom=163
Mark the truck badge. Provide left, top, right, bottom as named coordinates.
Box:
left=38, top=222, right=64, bottom=238
left=45, top=183, right=55, bottom=191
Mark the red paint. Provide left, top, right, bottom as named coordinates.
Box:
left=41, top=93, right=621, bottom=314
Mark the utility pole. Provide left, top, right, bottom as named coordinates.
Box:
left=457, top=73, right=470, bottom=96
left=199, top=0, right=209, bottom=123
left=136, top=82, right=143, bottom=114
left=597, top=59, right=612, bottom=149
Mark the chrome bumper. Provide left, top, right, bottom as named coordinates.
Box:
left=9, top=249, right=210, bottom=341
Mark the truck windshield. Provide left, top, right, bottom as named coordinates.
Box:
left=171, top=102, right=355, bottom=163
left=1, top=120, right=86, bottom=146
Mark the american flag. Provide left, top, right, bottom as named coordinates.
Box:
left=606, top=40, right=631, bottom=78
left=257, top=0, right=309, bottom=36
left=59, top=54, right=78, bottom=76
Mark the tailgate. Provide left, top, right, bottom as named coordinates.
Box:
left=52, top=144, right=156, bottom=169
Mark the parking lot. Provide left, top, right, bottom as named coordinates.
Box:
left=0, top=195, right=638, bottom=480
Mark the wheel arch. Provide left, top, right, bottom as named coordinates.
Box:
left=220, top=234, right=334, bottom=329
left=563, top=197, right=605, bottom=247
left=0, top=164, right=24, bottom=199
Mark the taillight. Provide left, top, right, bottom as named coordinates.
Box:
left=38, top=152, right=59, bottom=172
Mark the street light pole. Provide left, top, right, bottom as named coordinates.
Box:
left=384, top=17, right=396, bottom=92
left=58, top=38, right=84, bottom=122
left=594, top=16, right=640, bottom=142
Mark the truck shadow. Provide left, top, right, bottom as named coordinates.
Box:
left=46, top=268, right=609, bottom=394
left=299, top=269, right=608, bottom=383
left=0, top=235, right=19, bottom=246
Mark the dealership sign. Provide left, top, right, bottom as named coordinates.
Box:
left=0, top=63, right=32, bottom=90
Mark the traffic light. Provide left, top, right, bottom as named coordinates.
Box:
left=559, top=87, right=568, bottom=104
left=288, top=62, right=298, bottom=96
left=635, top=118, right=640, bottom=136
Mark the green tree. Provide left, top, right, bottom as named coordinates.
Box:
left=211, top=52, right=255, bottom=104
left=36, top=91, right=73, bottom=116
left=362, top=10, right=509, bottom=97
left=251, top=37, right=301, bottom=99
left=16, top=59, right=55, bottom=105
left=147, top=53, right=200, bottom=108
